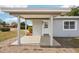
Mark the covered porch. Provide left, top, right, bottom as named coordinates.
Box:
left=11, top=16, right=54, bottom=46
left=1, top=7, right=67, bottom=46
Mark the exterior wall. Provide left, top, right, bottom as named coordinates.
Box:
left=32, top=18, right=79, bottom=37
left=32, top=20, right=42, bottom=36
left=53, top=18, right=79, bottom=37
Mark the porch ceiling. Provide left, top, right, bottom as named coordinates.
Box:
left=9, top=12, right=62, bottom=19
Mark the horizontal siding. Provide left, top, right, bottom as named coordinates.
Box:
left=53, top=18, right=79, bottom=37
left=32, top=18, right=79, bottom=37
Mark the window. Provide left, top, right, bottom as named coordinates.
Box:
left=63, top=20, right=77, bottom=30
left=44, top=22, right=48, bottom=28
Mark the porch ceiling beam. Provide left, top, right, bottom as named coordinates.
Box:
left=17, top=14, right=52, bottom=19
left=9, top=14, right=52, bottom=19
left=9, top=12, right=62, bottom=15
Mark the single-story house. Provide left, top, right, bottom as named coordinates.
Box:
left=0, top=5, right=79, bottom=46
left=0, top=24, right=3, bottom=28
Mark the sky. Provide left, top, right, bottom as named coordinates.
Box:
left=0, top=0, right=79, bottom=26
left=0, top=12, right=32, bottom=26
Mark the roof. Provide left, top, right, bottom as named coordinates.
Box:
left=26, top=5, right=67, bottom=10
left=0, top=5, right=69, bottom=9
left=0, top=5, right=71, bottom=12
left=0, top=5, right=71, bottom=19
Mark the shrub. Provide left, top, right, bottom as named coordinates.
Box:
left=0, top=27, right=10, bottom=32
left=28, top=27, right=32, bottom=33
left=20, top=26, right=25, bottom=29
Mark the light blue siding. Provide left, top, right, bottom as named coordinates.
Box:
left=53, top=18, right=79, bottom=37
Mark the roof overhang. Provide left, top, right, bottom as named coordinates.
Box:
left=55, top=16, right=79, bottom=18
left=0, top=7, right=71, bottom=19
left=1, top=7, right=70, bottom=13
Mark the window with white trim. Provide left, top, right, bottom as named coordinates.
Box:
left=63, top=20, right=77, bottom=30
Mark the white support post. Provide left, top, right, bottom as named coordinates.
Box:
left=25, top=19, right=27, bottom=36
left=50, top=16, right=53, bottom=46
left=17, top=16, right=21, bottom=45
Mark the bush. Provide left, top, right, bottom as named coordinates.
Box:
left=28, top=27, right=32, bottom=33
left=20, top=26, right=25, bottom=29
left=0, top=27, right=10, bottom=32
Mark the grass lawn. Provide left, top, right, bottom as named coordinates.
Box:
left=0, top=30, right=25, bottom=42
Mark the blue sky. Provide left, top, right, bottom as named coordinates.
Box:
left=0, top=11, right=32, bottom=26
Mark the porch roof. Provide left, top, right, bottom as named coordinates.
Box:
left=0, top=6, right=71, bottom=19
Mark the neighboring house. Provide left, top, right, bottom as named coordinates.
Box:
left=0, top=5, right=79, bottom=46
left=0, top=24, right=3, bottom=28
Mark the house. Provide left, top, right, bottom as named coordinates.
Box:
left=0, top=5, right=79, bottom=46
left=0, top=24, right=3, bottom=28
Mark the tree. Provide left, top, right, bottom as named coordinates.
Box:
left=20, top=22, right=25, bottom=29
left=0, top=19, right=7, bottom=27
left=0, top=19, right=3, bottom=25
left=1, top=22, right=6, bottom=27
left=20, top=22, right=25, bottom=26
left=66, top=7, right=79, bottom=16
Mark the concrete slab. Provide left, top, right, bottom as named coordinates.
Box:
left=11, top=36, right=41, bottom=45
left=11, top=35, right=61, bottom=47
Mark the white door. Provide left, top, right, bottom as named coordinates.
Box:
left=42, top=20, right=49, bottom=35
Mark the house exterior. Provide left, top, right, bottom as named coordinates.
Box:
left=0, top=5, right=79, bottom=46
left=33, top=16, right=79, bottom=37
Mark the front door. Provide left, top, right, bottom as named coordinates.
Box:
left=42, top=20, right=49, bottom=35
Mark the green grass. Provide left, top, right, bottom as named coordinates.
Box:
left=0, top=30, right=25, bottom=42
